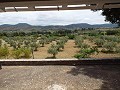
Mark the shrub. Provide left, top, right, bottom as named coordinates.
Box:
left=74, top=36, right=84, bottom=45
left=103, top=42, right=116, bottom=52
left=12, top=48, right=22, bottom=59
left=56, top=40, right=65, bottom=50
left=67, top=34, right=75, bottom=39
left=115, top=46, right=120, bottom=53
left=0, top=45, right=9, bottom=59
left=74, top=53, right=86, bottom=59
left=30, top=42, right=39, bottom=51
left=39, top=39, right=46, bottom=47
left=48, top=44, right=58, bottom=58
left=74, top=47, right=99, bottom=59
left=87, top=36, right=95, bottom=42
left=22, top=48, right=31, bottom=58
left=94, top=39, right=104, bottom=47
left=24, top=40, right=30, bottom=46
left=81, top=43, right=90, bottom=49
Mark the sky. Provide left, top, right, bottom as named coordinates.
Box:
left=0, top=10, right=109, bottom=26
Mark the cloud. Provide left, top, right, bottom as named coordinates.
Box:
left=0, top=10, right=108, bottom=25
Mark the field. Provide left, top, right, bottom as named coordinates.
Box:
left=0, top=28, right=120, bottom=59
left=0, top=28, right=120, bottom=90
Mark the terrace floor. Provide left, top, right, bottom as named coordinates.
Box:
left=0, top=65, right=120, bottom=90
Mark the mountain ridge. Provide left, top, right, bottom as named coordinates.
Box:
left=0, top=23, right=117, bottom=31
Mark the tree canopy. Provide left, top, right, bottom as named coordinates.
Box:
left=101, top=8, right=120, bottom=27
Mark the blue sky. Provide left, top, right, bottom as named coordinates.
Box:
left=0, top=10, right=108, bottom=26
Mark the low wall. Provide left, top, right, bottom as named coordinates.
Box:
left=0, top=58, right=120, bottom=68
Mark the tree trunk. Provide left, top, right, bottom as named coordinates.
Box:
left=31, top=49, right=34, bottom=59
left=53, top=54, right=56, bottom=58
left=0, top=64, right=2, bottom=70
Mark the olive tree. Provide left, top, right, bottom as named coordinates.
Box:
left=94, top=39, right=104, bottom=47
left=48, top=44, right=58, bottom=58
left=102, top=42, right=116, bottom=52
left=0, top=44, right=9, bottom=59
left=12, top=48, right=22, bottom=59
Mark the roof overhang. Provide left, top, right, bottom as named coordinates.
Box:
left=0, top=0, right=120, bottom=12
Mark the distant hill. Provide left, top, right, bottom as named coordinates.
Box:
left=0, top=23, right=117, bottom=31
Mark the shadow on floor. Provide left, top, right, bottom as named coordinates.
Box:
left=67, top=65, right=120, bottom=90
left=45, top=57, right=56, bottom=59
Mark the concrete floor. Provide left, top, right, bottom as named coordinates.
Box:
left=0, top=65, right=120, bottom=90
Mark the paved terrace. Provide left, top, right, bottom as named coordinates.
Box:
left=0, top=65, right=120, bottom=90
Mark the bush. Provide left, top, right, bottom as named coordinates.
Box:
left=74, top=36, right=84, bottom=45
left=81, top=43, right=90, bottom=49
left=103, top=42, right=116, bottom=52
left=12, top=48, right=22, bottom=59
left=48, top=44, right=58, bottom=58
left=0, top=45, right=9, bottom=59
left=30, top=42, right=39, bottom=51
left=39, top=39, right=45, bottom=47
left=94, top=39, right=104, bottom=47
left=74, top=53, right=86, bottom=58
left=74, top=47, right=99, bottom=59
left=87, top=36, right=95, bottom=42
left=115, top=46, right=120, bottom=53
left=56, top=40, right=65, bottom=50
left=67, top=34, right=75, bottom=39
left=22, top=48, right=31, bottom=58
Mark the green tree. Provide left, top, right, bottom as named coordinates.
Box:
left=103, top=42, right=116, bottom=52
left=30, top=42, right=38, bottom=51
left=39, top=39, right=46, bottom=47
left=48, top=44, right=58, bottom=58
left=0, top=44, right=9, bottom=59
left=94, top=39, right=104, bottom=47
left=101, top=8, right=120, bottom=27
left=22, top=48, right=31, bottom=58
left=74, top=47, right=99, bottom=59
left=12, top=48, right=22, bottom=59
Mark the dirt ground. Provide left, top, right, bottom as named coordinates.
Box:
left=34, top=40, right=79, bottom=59
left=33, top=40, right=120, bottom=59
left=0, top=65, right=120, bottom=90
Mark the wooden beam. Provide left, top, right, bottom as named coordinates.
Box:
left=28, top=6, right=36, bottom=11
left=0, top=0, right=119, bottom=12
left=104, top=4, right=120, bottom=9
left=0, top=7, right=6, bottom=12
left=96, top=3, right=104, bottom=9
left=0, top=0, right=120, bottom=7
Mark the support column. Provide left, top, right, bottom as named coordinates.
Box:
left=0, top=63, right=2, bottom=70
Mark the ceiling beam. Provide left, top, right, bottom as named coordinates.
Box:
left=0, top=0, right=119, bottom=12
